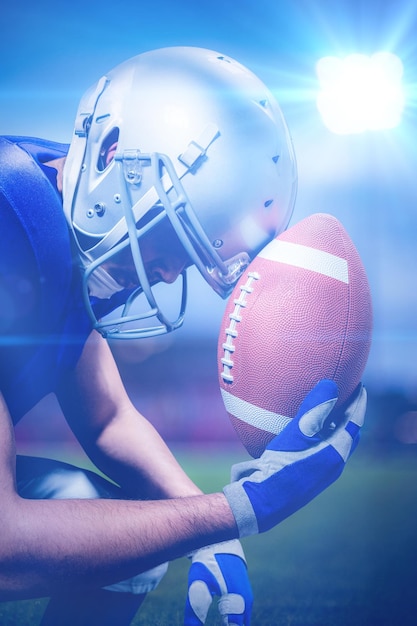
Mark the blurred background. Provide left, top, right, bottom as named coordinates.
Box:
left=2, top=1, right=417, bottom=624
left=2, top=0, right=416, bottom=452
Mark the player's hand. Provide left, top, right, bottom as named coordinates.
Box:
left=223, top=379, right=366, bottom=536
left=184, top=539, right=253, bottom=625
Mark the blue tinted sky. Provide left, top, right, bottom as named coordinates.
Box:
left=1, top=0, right=416, bottom=391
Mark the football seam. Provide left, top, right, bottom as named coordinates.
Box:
left=331, top=227, right=351, bottom=390
left=220, top=271, right=260, bottom=383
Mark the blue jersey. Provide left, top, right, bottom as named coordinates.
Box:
left=0, top=136, right=93, bottom=423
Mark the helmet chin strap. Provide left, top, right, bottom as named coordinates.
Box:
left=87, top=265, right=125, bottom=299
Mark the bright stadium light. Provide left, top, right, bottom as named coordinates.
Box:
left=316, top=52, right=404, bottom=134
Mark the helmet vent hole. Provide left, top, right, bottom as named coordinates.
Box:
left=272, top=155, right=280, bottom=163
left=264, top=199, right=273, bottom=209
left=96, top=114, right=111, bottom=124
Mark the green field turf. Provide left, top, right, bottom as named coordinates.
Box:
left=1, top=444, right=417, bottom=625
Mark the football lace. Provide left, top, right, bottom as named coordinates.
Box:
left=220, top=271, right=260, bottom=383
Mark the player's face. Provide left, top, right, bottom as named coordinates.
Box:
left=102, top=217, right=191, bottom=290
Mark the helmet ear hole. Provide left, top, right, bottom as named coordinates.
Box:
left=97, top=127, right=119, bottom=171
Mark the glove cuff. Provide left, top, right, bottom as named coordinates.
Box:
left=223, top=482, right=259, bottom=537
left=187, top=538, right=247, bottom=561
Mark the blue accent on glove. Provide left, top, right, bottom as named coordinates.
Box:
left=184, top=539, right=253, bottom=625
left=223, top=379, right=367, bottom=537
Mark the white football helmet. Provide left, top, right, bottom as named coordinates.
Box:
left=63, top=46, right=297, bottom=339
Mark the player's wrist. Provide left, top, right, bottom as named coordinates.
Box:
left=188, top=538, right=246, bottom=561
left=223, top=482, right=260, bottom=537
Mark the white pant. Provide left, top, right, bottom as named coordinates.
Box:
left=16, top=455, right=168, bottom=594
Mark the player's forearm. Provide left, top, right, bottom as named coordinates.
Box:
left=0, top=490, right=237, bottom=600
left=84, top=410, right=203, bottom=499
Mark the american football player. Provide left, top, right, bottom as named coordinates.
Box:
left=0, top=47, right=366, bottom=625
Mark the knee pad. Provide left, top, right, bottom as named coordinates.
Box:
left=103, top=561, right=169, bottom=595
left=16, top=456, right=119, bottom=500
